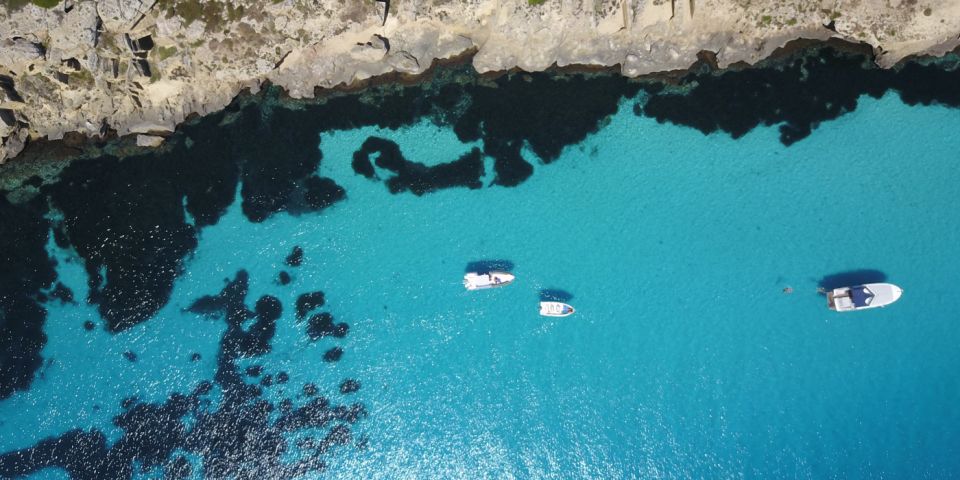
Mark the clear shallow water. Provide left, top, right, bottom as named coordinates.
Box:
left=3, top=92, right=960, bottom=478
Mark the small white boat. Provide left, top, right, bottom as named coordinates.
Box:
left=827, top=283, right=903, bottom=312
left=539, top=301, right=575, bottom=317
left=463, top=271, right=515, bottom=290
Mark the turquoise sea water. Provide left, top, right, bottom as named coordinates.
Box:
left=3, top=92, right=960, bottom=478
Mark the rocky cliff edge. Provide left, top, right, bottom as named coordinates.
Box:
left=1, top=0, right=958, bottom=163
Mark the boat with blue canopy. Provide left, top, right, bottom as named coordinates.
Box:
left=827, top=283, right=903, bottom=312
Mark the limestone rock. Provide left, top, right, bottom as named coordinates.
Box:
left=1, top=0, right=959, bottom=162
left=0, top=38, right=45, bottom=74
left=47, top=1, right=100, bottom=61
left=96, top=0, right=153, bottom=32
left=387, top=51, right=420, bottom=74
left=351, top=36, right=390, bottom=63
left=0, top=128, right=28, bottom=165
left=135, top=134, right=164, bottom=147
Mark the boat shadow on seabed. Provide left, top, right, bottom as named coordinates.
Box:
left=539, top=289, right=574, bottom=302
left=816, top=269, right=888, bottom=294
left=465, top=260, right=515, bottom=274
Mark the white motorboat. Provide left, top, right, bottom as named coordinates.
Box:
left=827, top=283, right=903, bottom=312
left=539, top=301, right=575, bottom=317
left=463, top=271, right=515, bottom=290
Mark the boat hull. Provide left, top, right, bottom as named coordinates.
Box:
left=828, top=283, right=903, bottom=312
left=539, top=301, right=575, bottom=317
left=463, top=271, right=515, bottom=290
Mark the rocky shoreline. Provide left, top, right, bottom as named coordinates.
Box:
left=1, top=0, right=959, bottom=164
left=1, top=31, right=959, bottom=412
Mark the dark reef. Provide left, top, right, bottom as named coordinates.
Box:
left=307, top=312, right=350, bottom=340
left=49, top=283, right=75, bottom=304
left=285, top=246, right=304, bottom=267
left=352, top=136, right=485, bottom=194
left=323, top=347, right=344, bottom=363
left=452, top=71, right=642, bottom=186
left=296, top=291, right=326, bottom=320
left=0, top=195, right=56, bottom=400
left=0, top=270, right=364, bottom=479
left=340, top=379, right=361, bottom=395
left=640, top=45, right=960, bottom=145
left=35, top=100, right=349, bottom=333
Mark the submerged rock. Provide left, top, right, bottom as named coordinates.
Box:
left=296, top=291, right=325, bottom=319
left=323, top=347, right=343, bottom=362
left=285, top=246, right=304, bottom=267
left=339, top=379, right=361, bottom=394
left=136, top=134, right=165, bottom=148
left=307, top=313, right=349, bottom=340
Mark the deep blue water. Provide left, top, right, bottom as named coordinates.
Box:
left=1, top=50, right=960, bottom=479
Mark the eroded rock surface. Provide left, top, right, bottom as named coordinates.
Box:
left=1, top=0, right=958, bottom=162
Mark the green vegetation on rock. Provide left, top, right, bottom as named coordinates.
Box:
left=528, top=0, right=546, bottom=5
left=156, top=0, right=238, bottom=32
left=68, top=69, right=94, bottom=89
left=6, top=0, right=60, bottom=11
left=156, top=46, right=179, bottom=61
